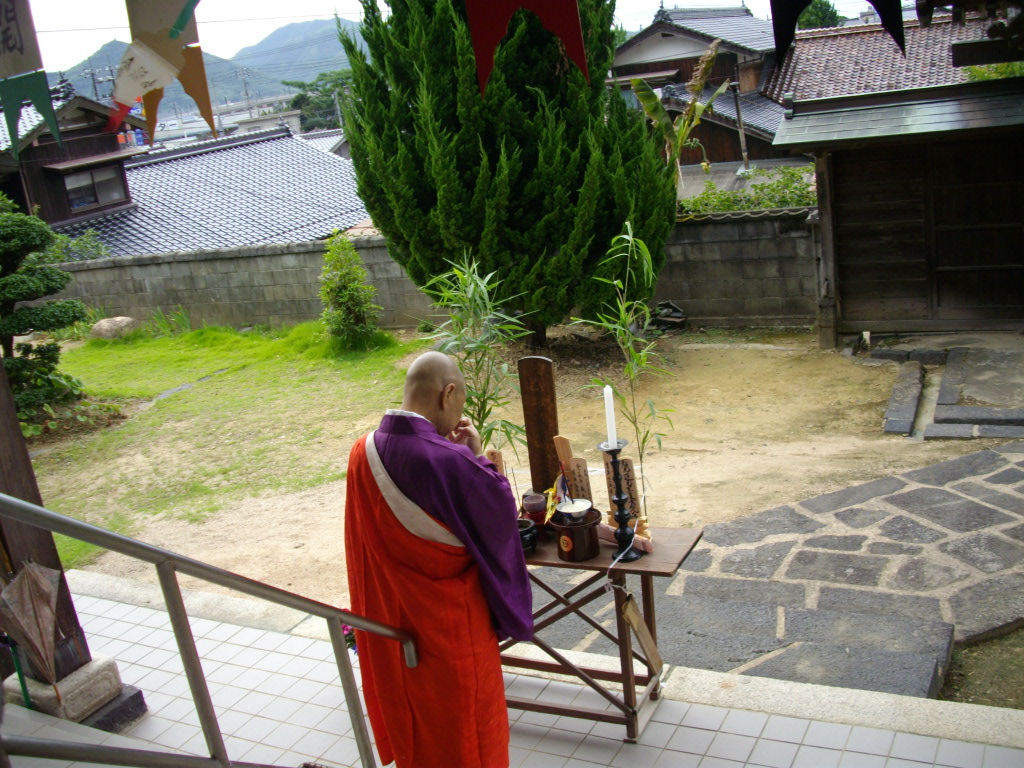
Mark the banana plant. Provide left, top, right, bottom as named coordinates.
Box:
left=630, top=39, right=731, bottom=184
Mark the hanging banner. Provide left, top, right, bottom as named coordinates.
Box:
left=112, top=37, right=180, bottom=107
left=770, top=0, right=904, bottom=55
left=113, top=0, right=215, bottom=140
left=0, top=0, right=43, bottom=79
left=0, top=0, right=61, bottom=158
left=0, top=70, right=60, bottom=158
left=464, top=0, right=589, bottom=94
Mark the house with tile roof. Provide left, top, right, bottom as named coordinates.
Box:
left=611, top=5, right=790, bottom=166
left=770, top=16, right=1023, bottom=343
left=55, top=127, right=367, bottom=258
left=0, top=82, right=148, bottom=226
left=296, top=128, right=349, bottom=158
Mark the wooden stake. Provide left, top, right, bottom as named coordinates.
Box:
left=603, top=454, right=640, bottom=525
left=518, top=357, right=560, bottom=494
left=484, top=449, right=505, bottom=477
left=567, top=458, right=593, bottom=501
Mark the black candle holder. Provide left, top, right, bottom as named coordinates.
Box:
left=599, top=438, right=642, bottom=563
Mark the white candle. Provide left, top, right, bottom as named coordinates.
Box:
left=603, top=385, right=617, bottom=448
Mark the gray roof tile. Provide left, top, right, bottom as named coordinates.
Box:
left=669, top=14, right=776, bottom=53
left=764, top=17, right=988, bottom=101
left=56, top=128, right=367, bottom=257
left=773, top=80, right=1024, bottom=149
left=297, top=128, right=346, bottom=154
left=663, top=85, right=785, bottom=136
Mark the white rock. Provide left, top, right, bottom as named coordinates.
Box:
left=89, top=316, right=140, bottom=339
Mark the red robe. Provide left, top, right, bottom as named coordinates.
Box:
left=345, top=433, right=509, bottom=768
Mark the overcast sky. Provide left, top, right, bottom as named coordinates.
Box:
left=31, top=0, right=875, bottom=73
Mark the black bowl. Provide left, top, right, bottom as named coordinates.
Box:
left=518, top=518, right=538, bottom=553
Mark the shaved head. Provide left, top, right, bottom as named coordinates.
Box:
left=402, top=351, right=466, bottom=436
left=404, top=351, right=464, bottom=401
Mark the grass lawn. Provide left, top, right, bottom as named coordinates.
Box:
left=36, top=323, right=426, bottom=568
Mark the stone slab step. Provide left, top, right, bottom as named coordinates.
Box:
left=744, top=642, right=944, bottom=698
left=883, top=360, right=923, bottom=435
left=531, top=586, right=954, bottom=698
left=934, top=405, right=1024, bottom=426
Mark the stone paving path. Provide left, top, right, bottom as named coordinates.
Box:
left=874, top=342, right=1024, bottom=439
left=533, top=441, right=1024, bottom=699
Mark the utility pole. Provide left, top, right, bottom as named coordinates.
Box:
left=731, top=72, right=750, bottom=172
left=334, top=90, right=342, bottom=127
left=236, top=67, right=254, bottom=117
left=82, top=58, right=100, bottom=100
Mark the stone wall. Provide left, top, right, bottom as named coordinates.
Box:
left=55, top=213, right=819, bottom=331
left=655, top=210, right=819, bottom=327
left=55, top=236, right=432, bottom=329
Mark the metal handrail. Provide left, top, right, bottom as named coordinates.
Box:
left=0, top=491, right=417, bottom=768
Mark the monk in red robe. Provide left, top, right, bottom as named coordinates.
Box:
left=345, top=351, right=533, bottom=768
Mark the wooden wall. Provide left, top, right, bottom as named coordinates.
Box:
left=829, top=133, right=1024, bottom=331
left=614, top=51, right=738, bottom=86
left=679, top=120, right=788, bottom=165
left=20, top=124, right=129, bottom=225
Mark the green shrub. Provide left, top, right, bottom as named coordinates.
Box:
left=42, top=230, right=111, bottom=263
left=147, top=306, right=192, bottom=337
left=319, top=232, right=380, bottom=349
left=47, top=305, right=108, bottom=342
left=678, top=164, right=817, bottom=216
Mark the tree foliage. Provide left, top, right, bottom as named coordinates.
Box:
left=0, top=212, right=88, bottom=358
left=284, top=69, right=353, bottom=131
left=0, top=203, right=89, bottom=434
left=678, top=164, right=817, bottom=215
left=798, top=0, right=842, bottom=29
left=338, top=0, right=677, bottom=344
left=319, top=231, right=381, bottom=348
left=632, top=40, right=730, bottom=182
left=965, top=62, right=1024, bottom=80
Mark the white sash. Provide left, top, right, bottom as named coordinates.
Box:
left=364, top=431, right=465, bottom=548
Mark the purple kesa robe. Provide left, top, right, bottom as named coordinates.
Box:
left=372, top=412, right=533, bottom=641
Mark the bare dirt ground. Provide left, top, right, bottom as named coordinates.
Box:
left=86, top=328, right=1003, bottom=608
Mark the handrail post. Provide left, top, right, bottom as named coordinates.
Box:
left=156, top=561, right=229, bottom=767
left=327, top=617, right=375, bottom=768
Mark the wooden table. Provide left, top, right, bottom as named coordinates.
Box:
left=501, top=526, right=702, bottom=742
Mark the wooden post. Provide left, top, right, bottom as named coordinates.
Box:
left=815, top=152, right=839, bottom=350
left=517, top=356, right=560, bottom=494
left=0, top=363, right=91, bottom=681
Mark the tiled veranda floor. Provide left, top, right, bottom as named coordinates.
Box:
left=2, top=592, right=1022, bottom=768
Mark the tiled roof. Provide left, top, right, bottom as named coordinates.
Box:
left=763, top=17, right=989, bottom=101
left=0, top=91, right=76, bottom=152
left=663, top=84, right=786, bottom=136
left=296, top=128, right=346, bottom=154
left=661, top=6, right=752, bottom=21
left=56, top=128, right=367, bottom=257
left=669, top=14, right=776, bottom=53
left=773, top=78, right=1024, bottom=150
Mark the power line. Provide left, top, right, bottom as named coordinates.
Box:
left=36, top=14, right=364, bottom=34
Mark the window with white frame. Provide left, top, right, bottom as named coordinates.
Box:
left=64, top=166, right=128, bottom=211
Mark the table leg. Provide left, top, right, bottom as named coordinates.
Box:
left=612, top=572, right=639, bottom=742
left=641, top=574, right=661, bottom=700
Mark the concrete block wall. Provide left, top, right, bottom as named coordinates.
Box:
left=654, top=211, right=818, bottom=327
left=55, top=236, right=432, bottom=329
left=54, top=215, right=818, bottom=332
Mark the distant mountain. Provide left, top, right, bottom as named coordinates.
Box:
left=47, top=18, right=365, bottom=115
left=230, top=18, right=365, bottom=86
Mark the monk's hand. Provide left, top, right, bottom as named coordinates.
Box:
left=449, top=416, right=483, bottom=456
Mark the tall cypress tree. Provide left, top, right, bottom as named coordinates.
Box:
left=340, top=0, right=676, bottom=344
